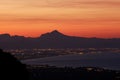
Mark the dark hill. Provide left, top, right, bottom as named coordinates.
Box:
left=0, top=49, right=29, bottom=80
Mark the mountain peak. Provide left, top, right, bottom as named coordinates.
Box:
left=40, top=30, right=66, bottom=38
left=50, top=30, right=62, bottom=35
left=51, top=30, right=59, bottom=33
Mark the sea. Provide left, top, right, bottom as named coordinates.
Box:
left=22, top=52, right=120, bottom=70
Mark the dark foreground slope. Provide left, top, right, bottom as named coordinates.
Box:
left=0, top=49, right=29, bottom=80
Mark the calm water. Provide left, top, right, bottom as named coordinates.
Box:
left=22, top=52, right=120, bottom=70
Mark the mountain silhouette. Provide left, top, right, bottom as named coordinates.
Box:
left=40, top=30, right=67, bottom=39
left=0, top=30, right=120, bottom=49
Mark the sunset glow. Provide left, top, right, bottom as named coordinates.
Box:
left=0, top=0, right=120, bottom=38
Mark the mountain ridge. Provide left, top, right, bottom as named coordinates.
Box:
left=0, top=30, right=120, bottom=49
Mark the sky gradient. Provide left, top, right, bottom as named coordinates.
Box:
left=0, top=0, right=120, bottom=38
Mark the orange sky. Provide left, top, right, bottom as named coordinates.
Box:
left=0, top=0, right=120, bottom=38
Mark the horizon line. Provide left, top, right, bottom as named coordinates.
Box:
left=0, top=30, right=120, bottom=39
